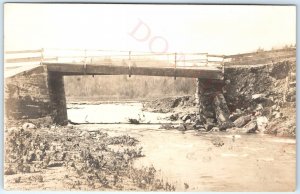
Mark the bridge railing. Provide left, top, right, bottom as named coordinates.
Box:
left=5, top=48, right=225, bottom=71
left=5, top=48, right=295, bottom=76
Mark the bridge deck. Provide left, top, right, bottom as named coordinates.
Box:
left=44, top=61, right=223, bottom=79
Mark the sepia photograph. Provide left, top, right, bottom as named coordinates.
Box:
left=3, top=3, right=296, bottom=191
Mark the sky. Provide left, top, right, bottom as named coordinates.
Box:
left=4, top=4, right=296, bottom=55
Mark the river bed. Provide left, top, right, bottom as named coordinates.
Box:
left=67, top=103, right=296, bottom=191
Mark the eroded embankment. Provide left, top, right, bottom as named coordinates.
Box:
left=143, top=60, right=296, bottom=137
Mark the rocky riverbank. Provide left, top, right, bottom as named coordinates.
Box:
left=143, top=95, right=295, bottom=137
left=143, top=60, right=296, bottom=137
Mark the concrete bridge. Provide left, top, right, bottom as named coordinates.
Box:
left=5, top=48, right=225, bottom=78
left=5, top=49, right=227, bottom=125
left=6, top=48, right=293, bottom=128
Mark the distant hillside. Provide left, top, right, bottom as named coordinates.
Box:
left=225, top=47, right=296, bottom=66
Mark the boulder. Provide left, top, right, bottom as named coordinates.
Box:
left=254, top=111, right=262, bottom=116
left=193, top=124, right=205, bottom=130
left=252, top=94, right=274, bottom=107
left=256, top=104, right=263, bottom=111
left=229, top=110, right=245, bottom=121
left=233, top=115, right=251, bottom=128
left=22, top=122, right=36, bottom=130
left=219, top=122, right=235, bottom=131
left=189, top=114, right=197, bottom=122
left=181, top=115, right=191, bottom=122
left=229, top=113, right=240, bottom=121
left=193, top=119, right=205, bottom=130
left=185, top=119, right=191, bottom=124
left=235, top=109, right=242, bottom=114
left=243, top=121, right=258, bottom=133
left=213, top=93, right=234, bottom=130
left=169, top=114, right=179, bottom=121
left=193, top=119, right=203, bottom=125
left=274, top=112, right=283, bottom=119
left=180, top=123, right=194, bottom=131
left=256, top=116, right=268, bottom=132
left=252, top=93, right=267, bottom=100
left=204, top=122, right=215, bottom=131
left=197, top=127, right=206, bottom=132
left=261, top=107, right=272, bottom=117
left=272, top=104, right=278, bottom=110
left=210, top=127, right=220, bottom=132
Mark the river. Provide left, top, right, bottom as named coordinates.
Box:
left=67, top=103, right=296, bottom=191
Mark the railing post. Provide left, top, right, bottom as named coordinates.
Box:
left=174, top=52, right=177, bottom=80
left=83, top=49, right=87, bottom=75
left=128, top=61, right=132, bottom=78
left=128, top=51, right=132, bottom=78
left=222, top=55, right=225, bottom=74
left=40, top=48, right=44, bottom=65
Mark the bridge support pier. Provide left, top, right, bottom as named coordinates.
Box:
left=196, top=78, right=234, bottom=130
left=48, top=72, right=68, bottom=125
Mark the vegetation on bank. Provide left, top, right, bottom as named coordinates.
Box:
left=4, top=126, right=176, bottom=191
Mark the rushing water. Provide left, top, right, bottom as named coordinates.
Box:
left=67, top=103, right=296, bottom=191
left=67, top=103, right=174, bottom=124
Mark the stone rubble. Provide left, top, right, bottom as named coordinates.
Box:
left=150, top=60, right=296, bottom=137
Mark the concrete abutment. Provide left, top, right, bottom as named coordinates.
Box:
left=5, top=66, right=68, bottom=126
